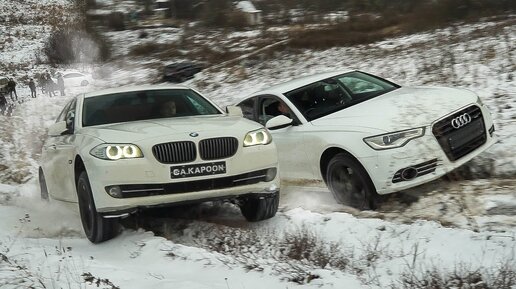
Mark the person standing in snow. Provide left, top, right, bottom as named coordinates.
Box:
left=57, top=73, right=65, bottom=96
left=45, top=74, right=55, bottom=97
left=7, top=78, right=17, bottom=101
left=28, top=78, right=37, bottom=98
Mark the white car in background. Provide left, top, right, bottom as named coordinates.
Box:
left=54, top=71, right=93, bottom=87
left=237, top=70, right=496, bottom=210
left=39, top=85, right=280, bottom=243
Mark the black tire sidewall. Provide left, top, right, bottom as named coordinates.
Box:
left=38, top=167, right=49, bottom=201
left=240, top=192, right=279, bottom=222
left=77, top=171, right=98, bottom=242
left=326, top=153, right=377, bottom=210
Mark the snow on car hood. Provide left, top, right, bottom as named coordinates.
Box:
left=79, top=115, right=262, bottom=143
left=311, top=86, right=478, bottom=132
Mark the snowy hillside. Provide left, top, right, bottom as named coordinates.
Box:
left=0, top=0, right=515, bottom=288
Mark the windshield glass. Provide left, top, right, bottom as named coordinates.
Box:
left=285, top=71, right=399, bottom=121
left=82, top=89, right=222, bottom=127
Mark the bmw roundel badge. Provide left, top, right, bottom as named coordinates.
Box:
left=189, top=132, right=199, bottom=137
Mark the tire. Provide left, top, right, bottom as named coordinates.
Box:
left=77, top=171, right=119, bottom=243
left=239, top=192, right=279, bottom=222
left=39, top=167, right=49, bottom=201
left=326, top=153, right=378, bottom=210
left=81, top=80, right=89, bottom=86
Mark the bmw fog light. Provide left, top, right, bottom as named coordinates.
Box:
left=106, top=186, right=122, bottom=198
left=265, top=168, right=277, bottom=181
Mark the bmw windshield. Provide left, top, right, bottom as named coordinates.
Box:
left=82, top=89, right=222, bottom=127
left=285, top=71, right=400, bottom=121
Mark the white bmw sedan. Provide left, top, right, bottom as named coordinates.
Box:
left=39, top=85, right=280, bottom=243
left=236, top=70, right=496, bottom=210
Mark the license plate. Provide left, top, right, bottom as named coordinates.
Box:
left=170, top=161, right=226, bottom=179
left=448, top=119, right=484, bottom=150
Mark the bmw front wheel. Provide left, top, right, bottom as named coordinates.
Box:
left=326, top=153, right=378, bottom=210
left=77, top=171, right=119, bottom=243
left=38, top=167, right=49, bottom=201
left=239, top=192, right=280, bottom=222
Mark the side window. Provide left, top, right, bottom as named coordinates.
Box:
left=339, top=76, right=383, bottom=94
left=237, top=98, right=257, bottom=122
left=259, top=97, right=282, bottom=125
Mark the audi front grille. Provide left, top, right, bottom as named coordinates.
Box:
left=432, top=105, right=486, bottom=161
left=199, top=137, right=238, bottom=160
left=152, top=141, right=196, bottom=164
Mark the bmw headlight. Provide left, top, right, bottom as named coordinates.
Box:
left=364, top=127, right=425, bottom=150
left=243, top=128, right=272, bottom=147
left=90, top=144, right=143, bottom=160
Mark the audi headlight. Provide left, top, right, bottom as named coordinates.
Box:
left=243, top=128, right=272, bottom=147
left=364, top=127, right=425, bottom=150
left=90, top=144, right=143, bottom=160
left=476, top=96, right=484, bottom=106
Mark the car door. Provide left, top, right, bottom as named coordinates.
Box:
left=239, top=95, right=316, bottom=181
left=51, top=98, right=78, bottom=201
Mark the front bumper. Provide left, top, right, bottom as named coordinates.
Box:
left=363, top=104, right=496, bottom=195
left=83, top=144, right=280, bottom=213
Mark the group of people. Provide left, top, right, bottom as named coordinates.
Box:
left=0, top=73, right=66, bottom=105
left=39, top=72, right=65, bottom=97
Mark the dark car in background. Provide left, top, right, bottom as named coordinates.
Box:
left=162, top=62, right=204, bottom=83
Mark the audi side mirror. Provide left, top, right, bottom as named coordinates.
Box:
left=226, top=106, right=243, bottom=117
left=266, top=115, right=293, bottom=130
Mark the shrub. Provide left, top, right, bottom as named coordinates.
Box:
left=107, top=12, right=126, bottom=31
left=43, top=28, right=111, bottom=64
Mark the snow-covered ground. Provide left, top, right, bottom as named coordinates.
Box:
left=0, top=1, right=515, bottom=288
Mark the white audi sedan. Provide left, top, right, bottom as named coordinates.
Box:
left=236, top=70, right=496, bottom=210
left=39, top=85, right=280, bottom=243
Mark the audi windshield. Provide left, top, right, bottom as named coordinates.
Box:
left=285, top=71, right=400, bottom=121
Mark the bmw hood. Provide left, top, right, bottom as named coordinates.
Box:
left=311, top=86, right=479, bottom=132
left=80, top=115, right=262, bottom=143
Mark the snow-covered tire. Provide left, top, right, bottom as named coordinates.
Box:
left=326, top=153, right=378, bottom=210
left=77, top=171, right=119, bottom=243
left=239, top=192, right=279, bottom=222
left=39, top=167, right=49, bottom=201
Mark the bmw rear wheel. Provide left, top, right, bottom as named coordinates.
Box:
left=326, top=153, right=378, bottom=210
left=77, top=171, right=119, bottom=243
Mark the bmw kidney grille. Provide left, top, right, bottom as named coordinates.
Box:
left=153, top=137, right=239, bottom=164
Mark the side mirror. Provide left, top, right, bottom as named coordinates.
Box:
left=48, top=121, right=68, bottom=136
left=226, top=106, right=243, bottom=117
left=266, top=115, right=293, bottom=130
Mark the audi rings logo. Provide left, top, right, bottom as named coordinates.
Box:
left=451, top=113, right=472, bottom=129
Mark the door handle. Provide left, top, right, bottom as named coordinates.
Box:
left=50, top=144, right=56, bottom=150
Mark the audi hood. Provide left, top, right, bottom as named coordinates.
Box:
left=310, top=86, right=479, bottom=132
left=79, top=115, right=263, bottom=143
